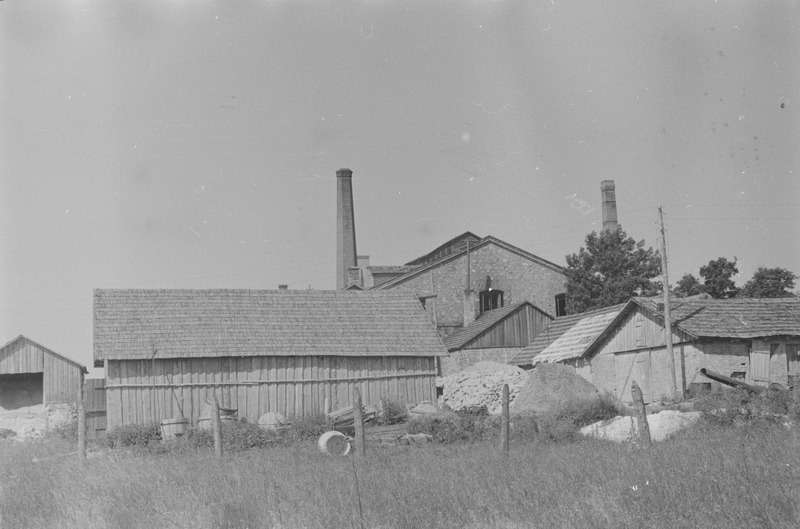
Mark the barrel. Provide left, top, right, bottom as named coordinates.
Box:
left=160, top=418, right=189, bottom=441
left=318, top=431, right=351, bottom=457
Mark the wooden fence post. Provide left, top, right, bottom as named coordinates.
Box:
left=631, top=381, right=651, bottom=446
left=353, top=387, right=366, bottom=457
left=500, top=384, right=509, bottom=455
left=212, top=392, right=223, bottom=458
left=77, top=372, right=86, bottom=460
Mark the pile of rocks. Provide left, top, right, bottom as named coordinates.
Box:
left=0, top=404, right=75, bottom=441
left=437, top=362, right=528, bottom=414
left=511, top=363, right=600, bottom=414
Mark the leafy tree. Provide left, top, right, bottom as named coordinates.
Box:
left=565, top=226, right=661, bottom=314
left=674, top=273, right=705, bottom=298
left=739, top=267, right=797, bottom=298
left=699, top=257, right=740, bottom=299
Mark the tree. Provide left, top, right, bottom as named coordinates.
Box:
left=674, top=273, right=705, bottom=298
left=699, top=257, right=740, bottom=299
left=739, top=267, right=797, bottom=298
left=565, top=226, right=661, bottom=314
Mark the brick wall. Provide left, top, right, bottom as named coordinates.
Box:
left=388, top=242, right=566, bottom=329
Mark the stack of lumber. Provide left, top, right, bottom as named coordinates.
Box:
left=328, top=404, right=379, bottom=429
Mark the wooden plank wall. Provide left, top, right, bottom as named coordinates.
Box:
left=467, top=306, right=551, bottom=348
left=105, top=355, right=438, bottom=430
left=0, top=339, right=84, bottom=405
left=83, top=379, right=107, bottom=439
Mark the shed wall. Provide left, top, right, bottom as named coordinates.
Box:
left=105, top=355, right=437, bottom=430
left=0, top=339, right=83, bottom=405
left=463, top=305, right=552, bottom=349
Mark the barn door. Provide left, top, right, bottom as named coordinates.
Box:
left=749, top=349, right=772, bottom=387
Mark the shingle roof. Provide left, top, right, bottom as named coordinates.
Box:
left=512, top=304, right=625, bottom=366
left=94, top=289, right=448, bottom=361
left=441, top=302, right=549, bottom=351
left=664, top=297, right=800, bottom=339
left=513, top=297, right=800, bottom=367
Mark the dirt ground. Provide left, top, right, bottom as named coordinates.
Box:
left=0, top=403, right=75, bottom=441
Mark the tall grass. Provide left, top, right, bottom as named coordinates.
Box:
left=2, top=420, right=799, bottom=528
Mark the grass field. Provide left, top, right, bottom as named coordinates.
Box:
left=1, top=420, right=799, bottom=529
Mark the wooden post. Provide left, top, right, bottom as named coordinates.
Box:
left=631, top=381, right=651, bottom=446
left=353, top=387, right=366, bottom=457
left=212, top=392, right=223, bottom=459
left=500, top=384, right=509, bottom=455
left=659, top=205, right=679, bottom=401
left=77, top=372, right=86, bottom=460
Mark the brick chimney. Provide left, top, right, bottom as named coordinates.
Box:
left=336, top=168, right=358, bottom=290
left=601, top=180, right=618, bottom=232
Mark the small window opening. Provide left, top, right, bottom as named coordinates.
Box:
left=480, top=289, right=503, bottom=313
left=555, top=293, right=567, bottom=317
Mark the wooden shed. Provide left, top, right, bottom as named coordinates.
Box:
left=513, top=297, right=800, bottom=403
left=93, top=289, right=448, bottom=430
left=0, top=335, right=87, bottom=409
left=440, top=301, right=553, bottom=375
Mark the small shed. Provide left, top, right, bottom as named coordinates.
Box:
left=0, top=335, right=87, bottom=409
left=94, top=289, right=448, bottom=430
left=440, top=301, right=553, bottom=375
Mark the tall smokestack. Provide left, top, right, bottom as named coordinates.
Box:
left=601, top=180, right=618, bottom=232
left=336, top=168, right=358, bottom=289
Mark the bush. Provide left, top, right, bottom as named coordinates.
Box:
left=696, top=387, right=800, bottom=427
left=377, top=398, right=408, bottom=426
left=407, top=412, right=500, bottom=444
left=286, top=413, right=335, bottom=442
left=105, top=423, right=162, bottom=448
left=536, top=394, right=622, bottom=443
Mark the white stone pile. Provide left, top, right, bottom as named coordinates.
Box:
left=437, top=362, right=528, bottom=415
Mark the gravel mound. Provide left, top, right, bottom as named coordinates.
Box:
left=511, top=363, right=600, bottom=414
left=437, top=362, right=528, bottom=414
left=580, top=410, right=703, bottom=443
left=0, top=404, right=75, bottom=441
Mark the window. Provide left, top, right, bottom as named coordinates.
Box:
left=479, top=289, right=503, bottom=313
left=555, top=293, right=567, bottom=317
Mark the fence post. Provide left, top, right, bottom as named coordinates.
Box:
left=353, top=387, right=366, bottom=457
left=212, top=392, right=223, bottom=458
left=631, top=381, right=651, bottom=446
left=77, top=372, right=86, bottom=460
left=500, top=383, right=509, bottom=455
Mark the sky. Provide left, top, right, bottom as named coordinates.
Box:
left=1, top=0, right=798, bottom=371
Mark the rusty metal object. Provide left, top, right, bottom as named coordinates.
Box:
left=700, top=368, right=765, bottom=395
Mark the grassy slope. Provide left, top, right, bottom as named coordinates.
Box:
left=1, top=423, right=799, bottom=529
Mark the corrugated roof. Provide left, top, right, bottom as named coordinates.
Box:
left=441, top=302, right=549, bottom=351
left=94, top=289, right=448, bottom=361
left=512, top=304, right=625, bottom=366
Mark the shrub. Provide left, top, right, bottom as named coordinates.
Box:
left=696, top=387, right=800, bottom=427
left=105, top=423, right=162, bottom=448
left=407, top=412, right=499, bottom=444
left=536, top=393, right=622, bottom=443
left=377, top=398, right=408, bottom=426
left=286, top=413, right=335, bottom=442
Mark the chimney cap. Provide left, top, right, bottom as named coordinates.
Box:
left=336, top=168, right=353, bottom=178
left=601, top=180, right=615, bottom=190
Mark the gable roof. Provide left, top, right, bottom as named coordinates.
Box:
left=656, top=297, right=800, bottom=339
left=94, top=289, right=448, bottom=363
left=514, top=297, right=800, bottom=367
left=0, top=335, right=88, bottom=373
left=405, top=231, right=482, bottom=266
left=376, top=235, right=566, bottom=290
left=512, top=303, right=626, bottom=366
left=441, top=301, right=553, bottom=351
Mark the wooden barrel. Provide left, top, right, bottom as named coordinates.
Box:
left=160, top=418, right=189, bottom=441
left=318, top=431, right=351, bottom=457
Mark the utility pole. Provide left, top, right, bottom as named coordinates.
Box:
left=659, top=205, right=679, bottom=401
